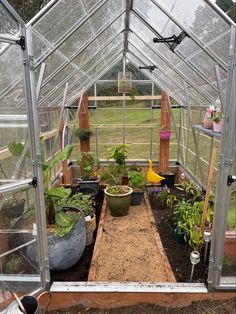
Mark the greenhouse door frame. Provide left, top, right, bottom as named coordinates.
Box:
left=0, top=0, right=50, bottom=293
left=207, top=25, right=236, bottom=290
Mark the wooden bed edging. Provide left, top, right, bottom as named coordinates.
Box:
left=45, top=285, right=236, bottom=310
left=88, top=197, right=107, bottom=281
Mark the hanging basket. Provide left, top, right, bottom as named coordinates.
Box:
left=118, top=72, right=132, bottom=93
left=159, top=130, right=171, bottom=140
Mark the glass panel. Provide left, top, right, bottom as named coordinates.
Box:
left=0, top=2, right=19, bottom=35
left=33, top=0, right=86, bottom=44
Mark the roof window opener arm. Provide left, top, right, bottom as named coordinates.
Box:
left=139, top=65, right=157, bottom=73
left=153, top=31, right=189, bottom=51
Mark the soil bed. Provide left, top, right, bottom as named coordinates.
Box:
left=90, top=196, right=174, bottom=282
left=148, top=186, right=208, bottom=283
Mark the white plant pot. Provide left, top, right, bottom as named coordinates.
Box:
left=85, top=214, right=96, bottom=246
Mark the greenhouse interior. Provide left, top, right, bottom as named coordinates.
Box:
left=0, top=0, right=236, bottom=312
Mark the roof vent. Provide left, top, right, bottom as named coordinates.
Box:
left=153, top=31, right=189, bottom=51
left=139, top=65, right=157, bottom=73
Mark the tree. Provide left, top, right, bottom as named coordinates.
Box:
left=227, top=3, right=236, bottom=22
left=216, top=0, right=233, bottom=12
left=8, top=0, right=50, bottom=22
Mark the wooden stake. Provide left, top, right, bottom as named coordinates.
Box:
left=200, top=148, right=217, bottom=234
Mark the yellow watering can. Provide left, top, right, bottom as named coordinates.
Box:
left=147, top=159, right=165, bottom=183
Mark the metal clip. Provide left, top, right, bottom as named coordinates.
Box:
left=227, top=175, right=236, bottom=186
left=29, top=177, right=37, bottom=188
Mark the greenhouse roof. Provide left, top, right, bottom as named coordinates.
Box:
left=0, top=0, right=235, bottom=108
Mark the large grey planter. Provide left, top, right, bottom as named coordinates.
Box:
left=26, top=210, right=86, bottom=271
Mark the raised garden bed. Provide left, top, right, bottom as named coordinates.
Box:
left=88, top=194, right=175, bottom=282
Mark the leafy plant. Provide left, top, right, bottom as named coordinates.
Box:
left=173, top=199, right=213, bottom=251
left=77, top=152, right=100, bottom=179
left=166, top=194, right=177, bottom=208
left=128, top=171, right=146, bottom=192
left=100, top=163, right=123, bottom=186
left=107, top=144, right=130, bottom=167
left=61, top=192, right=95, bottom=217
left=176, top=182, right=202, bottom=203
left=156, top=188, right=170, bottom=206
left=106, top=185, right=131, bottom=195
left=212, top=111, right=223, bottom=123
left=40, top=141, right=83, bottom=237
left=73, top=128, right=92, bottom=140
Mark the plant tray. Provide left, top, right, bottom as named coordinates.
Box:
left=88, top=194, right=175, bottom=282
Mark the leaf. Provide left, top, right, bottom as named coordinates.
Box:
left=51, top=145, right=73, bottom=167
left=46, top=187, right=71, bottom=199
left=8, top=142, right=24, bottom=157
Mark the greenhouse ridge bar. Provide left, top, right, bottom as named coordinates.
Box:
left=0, top=0, right=235, bottom=311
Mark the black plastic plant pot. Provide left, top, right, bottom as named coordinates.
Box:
left=79, top=187, right=97, bottom=199
left=79, top=179, right=99, bottom=193
left=131, top=191, right=144, bottom=206
left=173, top=227, right=186, bottom=244
left=160, top=172, right=176, bottom=188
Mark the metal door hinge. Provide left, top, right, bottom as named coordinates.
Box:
left=227, top=175, right=236, bottom=186
left=29, top=177, right=38, bottom=188
left=16, top=36, right=25, bottom=50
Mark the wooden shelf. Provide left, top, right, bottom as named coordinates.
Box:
left=193, top=125, right=222, bottom=138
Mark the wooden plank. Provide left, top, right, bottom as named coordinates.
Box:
left=88, top=197, right=107, bottom=281
left=41, top=129, right=57, bottom=140
left=144, top=194, right=176, bottom=282
left=88, top=95, right=162, bottom=101
left=200, top=148, right=217, bottom=234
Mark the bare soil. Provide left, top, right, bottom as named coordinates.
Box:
left=93, top=200, right=171, bottom=282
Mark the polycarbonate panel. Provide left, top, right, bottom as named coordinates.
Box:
left=209, top=31, right=231, bottom=64
left=31, top=29, right=52, bottom=62
left=133, top=0, right=181, bottom=37
left=89, top=0, right=124, bottom=32
left=58, top=1, right=124, bottom=59
left=129, top=13, right=181, bottom=66
left=0, top=2, right=19, bottom=35
left=0, top=45, right=22, bottom=98
left=33, top=0, right=86, bottom=44
left=157, top=0, right=230, bottom=44
left=0, top=186, right=41, bottom=309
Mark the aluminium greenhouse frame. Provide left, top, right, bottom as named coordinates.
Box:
left=0, top=0, right=236, bottom=305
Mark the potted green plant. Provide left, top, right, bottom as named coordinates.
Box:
left=64, top=192, right=96, bottom=246
left=76, top=152, right=100, bottom=192
left=212, top=111, right=223, bottom=132
left=128, top=171, right=147, bottom=205
left=73, top=128, right=92, bottom=140
left=104, top=185, right=133, bottom=217
left=106, top=144, right=130, bottom=184
left=27, top=143, right=86, bottom=271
